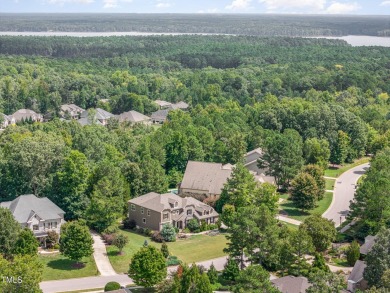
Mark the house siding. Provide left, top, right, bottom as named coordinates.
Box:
left=129, top=204, right=161, bottom=231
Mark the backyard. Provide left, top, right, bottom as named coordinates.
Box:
left=39, top=253, right=98, bottom=281
left=106, top=229, right=228, bottom=273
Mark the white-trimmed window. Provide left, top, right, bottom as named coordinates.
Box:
left=142, top=218, right=146, bottom=224
left=163, top=213, right=169, bottom=220
left=147, top=210, right=151, bottom=216
left=33, top=225, right=39, bottom=231
left=131, top=204, right=136, bottom=211
left=187, top=209, right=192, bottom=215
left=53, top=222, right=57, bottom=228
left=141, top=208, right=144, bottom=214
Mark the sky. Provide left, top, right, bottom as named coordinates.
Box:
left=0, top=0, right=389, bottom=14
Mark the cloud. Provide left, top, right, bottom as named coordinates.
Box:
left=103, top=0, right=132, bottom=8
left=380, top=0, right=390, bottom=5
left=226, top=0, right=252, bottom=10
left=47, top=0, right=94, bottom=4
left=156, top=1, right=172, bottom=9
left=325, top=2, right=360, bottom=14
left=259, top=0, right=326, bottom=11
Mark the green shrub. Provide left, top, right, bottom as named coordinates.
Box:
left=166, top=255, right=181, bottom=266
left=187, top=219, right=200, bottom=233
left=104, top=281, right=120, bottom=292
left=183, top=228, right=190, bottom=233
left=103, top=225, right=119, bottom=235
left=161, top=223, right=176, bottom=242
left=209, top=224, right=218, bottom=230
left=346, top=240, right=360, bottom=266
left=53, top=243, right=60, bottom=249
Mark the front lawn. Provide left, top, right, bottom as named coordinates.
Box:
left=107, top=229, right=228, bottom=273
left=279, top=192, right=333, bottom=222
left=39, top=253, right=98, bottom=281
left=324, top=157, right=370, bottom=178
left=325, top=179, right=335, bottom=191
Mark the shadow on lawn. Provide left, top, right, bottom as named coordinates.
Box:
left=280, top=201, right=309, bottom=218
left=47, top=259, right=86, bottom=270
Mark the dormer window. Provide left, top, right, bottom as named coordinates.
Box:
left=187, top=209, right=192, bottom=215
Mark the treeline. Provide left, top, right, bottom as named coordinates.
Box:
left=0, top=14, right=389, bottom=37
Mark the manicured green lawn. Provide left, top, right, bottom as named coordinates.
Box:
left=39, top=253, right=98, bottom=281
left=325, top=179, right=336, bottom=190
left=281, top=222, right=299, bottom=230
left=107, top=229, right=228, bottom=273
left=279, top=192, right=333, bottom=222
left=324, top=157, right=370, bottom=178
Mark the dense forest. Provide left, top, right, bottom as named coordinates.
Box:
left=0, top=14, right=390, bottom=37
left=0, top=34, right=389, bottom=235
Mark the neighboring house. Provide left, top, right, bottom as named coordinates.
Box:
left=348, top=260, right=367, bottom=292
left=168, top=101, right=189, bottom=110
left=359, top=235, right=377, bottom=255
left=244, top=148, right=275, bottom=184
left=79, top=108, right=115, bottom=126
left=0, top=113, right=16, bottom=129
left=0, top=194, right=65, bottom=244
left=60, top=104, right=85, bottom=119
left=128, top=192, right=219, bottom=231
left=347, top=235, right=376, bottom=292
left=151, top=109, right=170, bottom=124
left=154, top=100, right=172, bottom=109
left=179, top=161, right=233, bottom=202
left=11, top=109, right=43, bottom=123
left=117, top=110, right=151, bottom=125
left=271, top=276, right=311, bottom=293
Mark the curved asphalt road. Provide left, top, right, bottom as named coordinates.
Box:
left=322, top=163, right=370, bottom=227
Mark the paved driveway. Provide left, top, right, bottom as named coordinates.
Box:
left=322, top=163, right=370, bottom=227
left=91, top=232, right=117, bottom=276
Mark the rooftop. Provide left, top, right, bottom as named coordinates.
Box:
left=0, top=194, right=65, bottom=224
left=180, top=161, right=233, bottom=195
left=271, top=276, right=311, bottom=293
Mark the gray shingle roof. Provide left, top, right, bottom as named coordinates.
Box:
left=180, top=161, right=232, bottom=195
left=80, top=108, right=115, bottom=121
left=169, top=101, right=189, bottom=110
left=128, top=192, right=216, bottom=216
left=348, top=260, right=366, bottom=283
left=151, top=109, right=170, bottom=120
left=11, top=109, right=43, bottom=122
left=360, top=235, right=377, bottom=255
left=0, top=194, right=65, bottom=224
left=117, top=110, right=151, bottom=123
left=77, top=117, right=104, bottom=126
left=271, top=276, right=311, bottom=293
left=61, top=104, right=85, bottom=113
left=154, top=100, right=172, bottom=108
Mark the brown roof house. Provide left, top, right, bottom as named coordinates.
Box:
left=244, top=148, right=275, bottom=184
left=179, top=161, right=233, bottom=203
left=60, top=104, right=85, bottom=119
left=154, top=100, right=172, bottom=109
left=12, top=109, right=43, bottom=123
left=128, top=192, right=218, bottom=231
left=117, top=110, right=151, bottom=125
left=271, top=276, right=311, bottom=293
left=0, top=194, right=65, bottom=245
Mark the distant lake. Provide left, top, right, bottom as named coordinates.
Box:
left=0, top=32, right=389, bottom=47
left=310, top=35, right=390, bottom=47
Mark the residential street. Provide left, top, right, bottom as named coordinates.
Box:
left=322, top=163, right=370, bottom=227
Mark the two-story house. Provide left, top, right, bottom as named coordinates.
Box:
left=128, top=192, right=219, bottom=231
left=0, top=194, right=65, bottom=245
left=60, top=104, right=85, bottom=120
left=11, top=109, right=43, bottom=123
